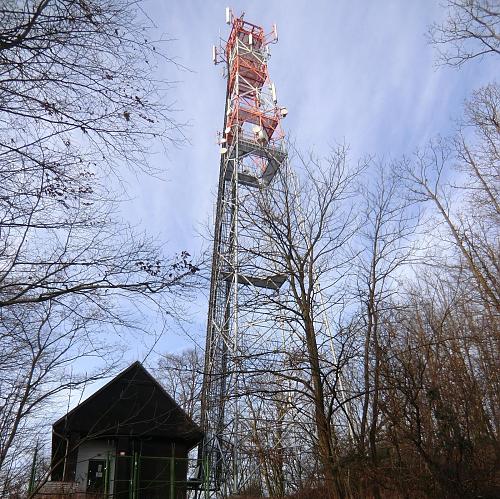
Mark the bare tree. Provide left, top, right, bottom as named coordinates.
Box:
left=426, top=3, right=499, bottom=308
left=399, top=95, right=499, bottom=310
left=156, top=348, right=204, bottom=421
left=0, top=299, right=123, bottom=494
left=429, top=0, right=500, bottom=67
left=353, top=163, right=418, bottom=497
left=235, top=145, right=363, bottom=497
left=370, top=49, right=499, bottom=496
left=0, top=0, right=192, bottom=311
left=378, top=267, right=499, bottom=498
left=0, top=1, right=199, bottom=493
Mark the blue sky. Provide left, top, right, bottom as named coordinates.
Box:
left=118, top=0, right=497, bottom=361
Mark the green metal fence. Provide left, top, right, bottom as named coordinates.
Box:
left=30, top=453, right=211, bottom=499
left=104, top=453, right=209, bottom=499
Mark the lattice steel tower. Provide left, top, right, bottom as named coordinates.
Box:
left=199, top=8, right=288, bottom=497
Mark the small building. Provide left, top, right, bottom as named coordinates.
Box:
left=47, top=361, right=203, bottom=498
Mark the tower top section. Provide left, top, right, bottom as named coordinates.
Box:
left=213, top=7, right=287, bottom=170
left=225, top=8, right=278, bottom=58
left=213, top=8, right=279, bottom=66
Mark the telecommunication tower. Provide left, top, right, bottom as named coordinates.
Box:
left=199, top=8, right=288, bottom=496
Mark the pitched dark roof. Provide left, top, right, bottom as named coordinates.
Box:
left=53, top=361, right=203, bottom=446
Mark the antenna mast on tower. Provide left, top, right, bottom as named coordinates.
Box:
left=199, top=8, right=288, bottom=497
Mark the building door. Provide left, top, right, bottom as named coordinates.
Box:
left=87, top=459, right=106, bottom=493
